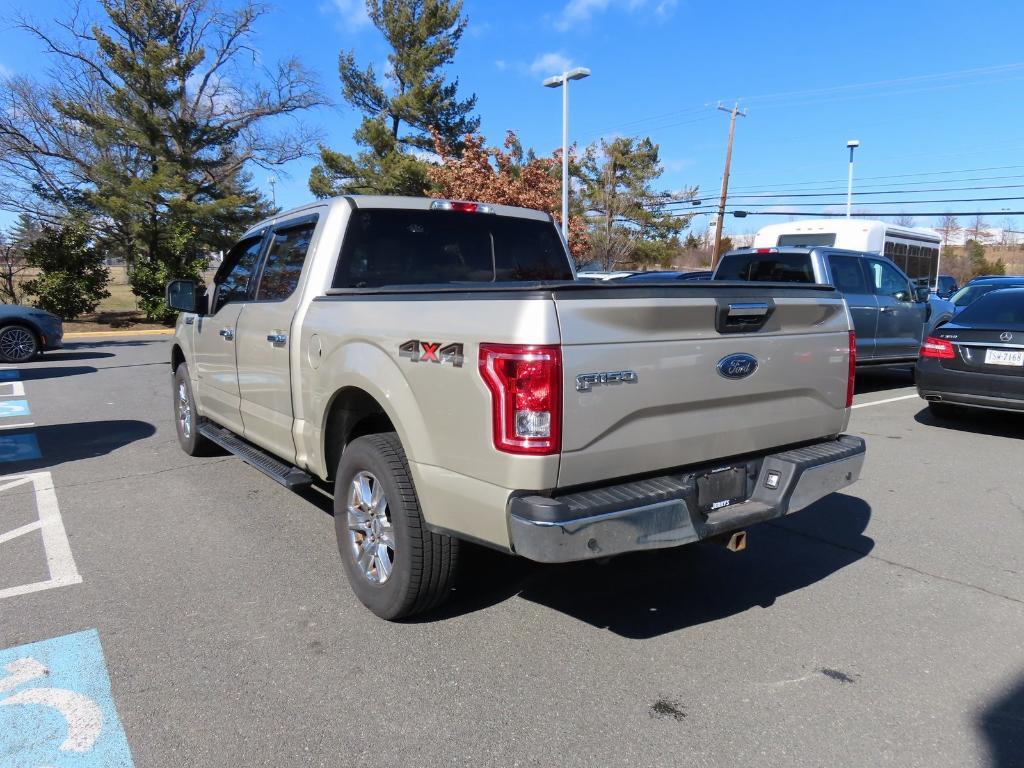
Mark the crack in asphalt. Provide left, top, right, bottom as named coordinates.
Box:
left=769, top=521, right=1024, bottom=608
left=0, top=457, right=236, bottom=500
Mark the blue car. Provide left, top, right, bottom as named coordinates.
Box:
left=0, top=304, right=64, bottom=363
left=948, top=276, right=1024, bottom=315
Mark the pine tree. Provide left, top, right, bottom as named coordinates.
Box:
left=310, top=0, right=479, bottom=197
left=0, top=0, right=323, bottom=317
left=579, top=137, right=692, bottom=271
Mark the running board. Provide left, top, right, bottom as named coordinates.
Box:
left=199, top=423, right=313, bottom=490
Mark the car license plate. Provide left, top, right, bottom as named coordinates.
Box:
left=984, top=349, right=1024, bottom=367
left=696, top=467, right=747, bottom=513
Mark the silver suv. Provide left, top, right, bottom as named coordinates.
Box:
left=715, top=246, right=953, bottom=364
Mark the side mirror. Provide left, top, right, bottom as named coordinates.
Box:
left=166, top=279, right=207, bottom=315
left=914, top=286, right=931, bottom=303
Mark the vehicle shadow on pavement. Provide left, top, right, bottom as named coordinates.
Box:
left=854, top=366, right=915, bottom=395
left=0, top=420, right=156, bottom=473
left=914, top=405, right=1024, bottom=438
left=434, top=493, right=873, bottom=638
left=15, top=365, right=98, bottom=381
left=36, top=350, right=115, bottom=362
left=978, top=673, right=1024, bottom=768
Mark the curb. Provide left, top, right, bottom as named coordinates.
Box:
left=63, top=328, right=175, bottom=339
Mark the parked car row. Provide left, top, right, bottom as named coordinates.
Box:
left=579, top=252, right=1024, bottom=419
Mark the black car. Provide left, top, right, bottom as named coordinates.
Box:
left=917, top=288, right=1024, bottom=417
left=614, top=270, right=713, bottom=282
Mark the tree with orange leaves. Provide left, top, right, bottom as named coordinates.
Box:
left=429, top=130, right=589, bottom=264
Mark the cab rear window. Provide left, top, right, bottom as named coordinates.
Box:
left=955, top=290, right=1024, bottom=326
left=715, top=253, right=816, bottom=283
left=332, top=209, right=573, bottom=288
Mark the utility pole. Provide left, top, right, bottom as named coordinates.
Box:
left=712, top=102, right=746, bottom=267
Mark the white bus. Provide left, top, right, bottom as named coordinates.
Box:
left=752, top=219, right=942, bottom=286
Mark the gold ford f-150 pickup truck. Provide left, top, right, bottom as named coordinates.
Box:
left=166, top=195, right=866, bottom=619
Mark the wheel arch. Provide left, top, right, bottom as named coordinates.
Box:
left=321, top=386, right=399, bottom=481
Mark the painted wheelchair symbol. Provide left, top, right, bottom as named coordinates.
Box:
left=0, top=656, right=103, bottom=754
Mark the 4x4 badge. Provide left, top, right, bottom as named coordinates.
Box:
left=399, top=340, right=464, bottom=367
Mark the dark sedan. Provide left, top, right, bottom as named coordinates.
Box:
left=0, top=304, right=64, bottom=363
left=917, top=288, right=1024, bottom=418
left=949, top=276, right=1024, bottom=314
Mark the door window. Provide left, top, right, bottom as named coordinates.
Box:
left=827, top=255, right=869, bottom=294
left=257, top=221, right=317, bottom=301
left=215, top=237, right=264, bottom=310
left=868, top=260, right=912, bottom=301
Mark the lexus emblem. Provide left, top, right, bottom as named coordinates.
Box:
left=1000, top=331, right=1014, bottom=342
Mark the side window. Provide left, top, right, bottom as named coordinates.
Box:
left=827, top=255, right=869, bottom=293
left=257, top=221, right=317, bottom=301
left=868, top=260, right=912, bottom=301
left=215, top=237, right=264, bottom=310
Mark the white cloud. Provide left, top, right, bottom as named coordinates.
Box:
left=554, top=0, right=677, bottom=30
left=322, top=0, right=370, bottom=29
left=0, top=63, right=11, bottom=79
left=495, top=59, right=507, bottom=71
left=529, top=52, right=574, bottom=76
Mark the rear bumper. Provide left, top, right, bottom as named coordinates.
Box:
left=507, top=435, right=866, bottom=563
left=916, top=358, right=1024, bottom=412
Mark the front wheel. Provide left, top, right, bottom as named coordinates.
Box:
left=334, top=432, right=459, bottom=620
left=0, top=324, right=39, bottom=363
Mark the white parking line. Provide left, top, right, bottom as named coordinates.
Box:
left=0, top=422, right=34, bottom=431
left=852, top=393, right=919, bottom=409
left=0, top=471, right=82, bottom=600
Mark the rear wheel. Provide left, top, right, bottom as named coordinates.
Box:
left=0, top=324, right=38, bottom=363
left=928, top=401, right=961, bottom=419
left=334, top=432, right=459, bottom=620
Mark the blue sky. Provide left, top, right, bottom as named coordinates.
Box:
left=2, top=0, right=1024, bottom=238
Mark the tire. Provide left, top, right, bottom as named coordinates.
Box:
left=333, top=432, right=459, bottom=620
left=0, top=324, right=39, bottom=364
left=173, top=363, right=215, bottom=456
left=928, top=401, right=961, bottom=419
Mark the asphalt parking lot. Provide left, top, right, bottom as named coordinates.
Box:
left=1, top=335, right=1022, bottom=768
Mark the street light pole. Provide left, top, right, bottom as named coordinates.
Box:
left=544, top=67, right=590, bottom=241
left=846, top=140, right=859, bottom=218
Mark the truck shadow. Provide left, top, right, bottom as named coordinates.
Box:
left=978, top=673, right=1024, bottom=768
left=0, top=420, right=156, bottom=473
left=436, top=493, right=873, bottom=638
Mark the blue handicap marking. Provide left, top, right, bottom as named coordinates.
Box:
left=0, top=399, right=31, bottom=418
left=0, top=434, right=41, bottom=462
left=0, top=629, right=134, bottom=767
left=0, top=370, right=19, bottom=380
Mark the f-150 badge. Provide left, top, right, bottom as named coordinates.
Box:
left=576, top=370, right=638, bottom=392
left=399, top=340, right=464, bottom=367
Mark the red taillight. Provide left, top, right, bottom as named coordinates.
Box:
left=450, top=201, right=478, bottom=213
left=846, top=330, right=856, bottom=408
left=479, top=344, right=562, bottom=455
left=755, top=247, right=776, bottom=254
left=920, top=336, right=955, bottom=359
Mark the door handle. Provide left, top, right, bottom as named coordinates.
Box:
left=219, top=328, right=235, bottom=340
left=266, top=333, right=288, bottom=345
left=879, top=307, right=896, bottom=314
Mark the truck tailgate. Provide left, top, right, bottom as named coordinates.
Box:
left=554, top=286, right=851, bottom=488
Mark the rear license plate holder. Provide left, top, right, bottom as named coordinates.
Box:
left=697, top=467, right=747, bottom=514
left=984, top=349, right=1024, bottom=367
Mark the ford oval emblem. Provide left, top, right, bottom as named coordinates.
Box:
left=717, top=353, right=758, bottom=380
